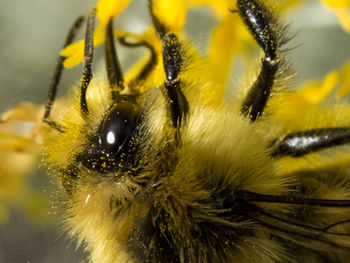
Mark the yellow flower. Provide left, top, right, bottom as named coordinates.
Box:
left=0, top=103, right=53, bottom=224
left=153, top=0, right=187, bottom=32
left=337, top=61, right=350, bottom=96
left=320, top=0, right=350, bottom=32
left=189, top=0, right=303, bottom=106
left=96, top=0, right=131, bottom=25
left=61, top=0, right=132, bottom=68
left=270, top=70, right=339, bottom=126
left=61, top=0, right=187, bottom=68
left=321, top=0, right=350, bottom=8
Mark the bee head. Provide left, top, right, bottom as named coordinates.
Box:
left=77, top=99, right=141, bottom=174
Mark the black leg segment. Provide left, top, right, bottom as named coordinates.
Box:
left=162, top=33, right=189, bottom=127
left=118, top=37, right=158, bottom=84
left=105, top=18, right=124, bottom=101
left=237, top=0, right=278, bottom=61
left=271, top=128, right=350, bottom=157
left=80, top=9, right=96, bottom=115
left=43, top=16, right=85, bottom=132
left=241, top=60, right=278, bottom=122
left=148, top=0, right=189, bottom=128
left=237, top=0, right=283, bottom=122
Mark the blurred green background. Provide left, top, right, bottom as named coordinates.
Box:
left=1, top=0, right=350, bottom=262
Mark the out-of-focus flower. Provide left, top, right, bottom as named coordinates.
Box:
left=61, top=0, right=189, bottom=68
left=188, top=0, right=303, bottom=106
left=0, top=103, right=51, bottom=224
left=336, top=61, right=350, bottom=97
left=61, top=0, right=303, bottom=91
left=269, top=61, right=350, bottom=174
left=320, top=0, right=350, bottom=33
left=61, top=0, right=132, bottom=68
left=153, top=0, right=187, bottom=32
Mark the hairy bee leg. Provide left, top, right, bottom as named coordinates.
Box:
left=148, top=0, right=189, bottom=128
left=80, top=9, right=96, bottom=115
left=161, top=34, right=190, bottom=128
left=237, top=0, right=281, bottom=122
left=118, top=37, right=158, bottom=84
left=43, top=16, right=85, bottom=132
left=105, top=18, right=125, bottom=101
left=270, top=128, right=350, bottom=157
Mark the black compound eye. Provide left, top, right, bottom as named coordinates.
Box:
left=100, top=101, right=141, bottom=153
left=78, top=100, right=141, bottom=174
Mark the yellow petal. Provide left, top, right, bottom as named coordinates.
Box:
left=153, top=0, right=187, bottom=32
left=321, top=0, right=350, bottom=8
left=337, top=62, right=350, bottom=97
left=298, top=70, right=339, bottom=104
left=335, top=7, right=350, bottom=32
left=0, top=102, right=41, bottom=122
left=271, top=70, right=339, bottom=118
left=202, top=13, right=255, bottom=107
left=188, top=0, right=302, bottom=18
left=124, top=29, right=163, bottom=90
left=96, top=0, right=131, bottom=25
left=62, top=0, right=131, bottom=68
left=60, top=40, right=85, bottom=68
left=187, top=0, right=211, bottom=7
left=188, top=0, right=232, bottom=18
left=61, top=27, right=105, bottom=68
left=277, top=0, right=304, bottom=11
left=203, top=16, right=239, bottom=106
left=320, top=0, right=350, bottom=32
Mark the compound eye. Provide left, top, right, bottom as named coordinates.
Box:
left=100, top=101, right=140, bottom=153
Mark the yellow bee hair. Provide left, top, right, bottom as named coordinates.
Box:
left=41, top=0, right=350, bottom=262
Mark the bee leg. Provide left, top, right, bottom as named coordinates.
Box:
left=148, top=1, right=189, bottom=128
left=43, top=16, right=85, bottom=132
left=105, top=18, right=125, bottom=101
left=80, top=9, right=96, bottom=115
left=160, top=33, right=189, bottom=128
left=270, top=128, right=350, bottom=157
left=237, top=0, right=281, bottom=122
left=119, top=37, right=158, bottom=85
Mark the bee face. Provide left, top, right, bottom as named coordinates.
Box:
left=41, top=0, right=350, bottom=262
left=77, top=99, right=141, bottom=173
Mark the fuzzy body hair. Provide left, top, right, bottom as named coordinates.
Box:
left=42, top=1, right=350, bottom=262
left=43, top=71, right=350, bottom=262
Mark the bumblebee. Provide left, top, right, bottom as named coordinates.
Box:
left=41, top=0, right=350, bottom=262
